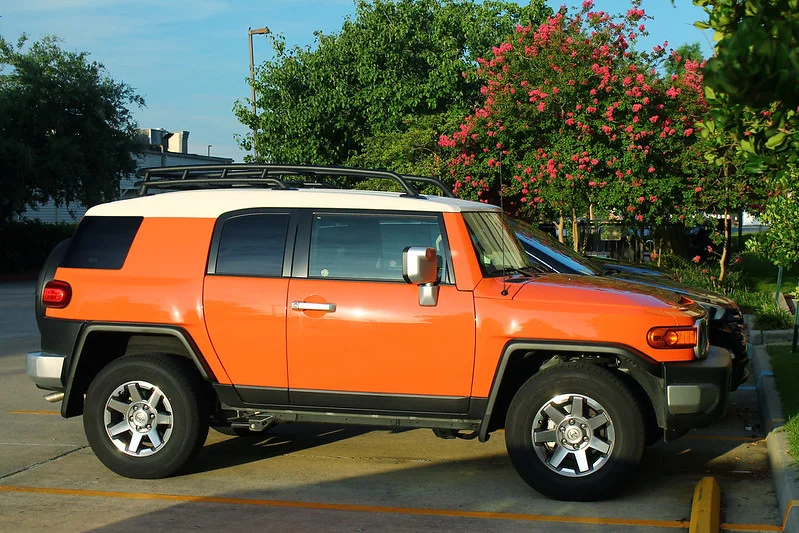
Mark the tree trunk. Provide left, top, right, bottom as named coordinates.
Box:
left=719, top=211, right=730, bottom=282
left=557, top=213, right=565, bottom=244
left=572, top=207, right=580, bottom=253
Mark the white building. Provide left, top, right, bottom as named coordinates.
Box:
left=22, top=128, right=234, bottom=224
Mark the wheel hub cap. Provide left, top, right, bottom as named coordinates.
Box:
left=531, top=393, right=615, bottom=478
left=103, top=380, right=174, bottom=457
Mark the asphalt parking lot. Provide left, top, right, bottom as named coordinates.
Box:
left=0, top=281, right=783, bottom=531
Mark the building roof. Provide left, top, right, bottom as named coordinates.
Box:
left=85, top=188, right=501, bottom=218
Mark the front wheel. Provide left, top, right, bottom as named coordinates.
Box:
left=505, top=363, right=644, bottom=501
left=83, top=354, right=209, bottom=479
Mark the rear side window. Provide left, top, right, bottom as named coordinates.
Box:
left=61, top=216, right=143, bottom=270
left=215, top=213, right=289, bottom=277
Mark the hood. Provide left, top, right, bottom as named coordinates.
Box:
left=507, top=274, right=703, bottom=318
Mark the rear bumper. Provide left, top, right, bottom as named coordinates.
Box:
left=662, top=346, right=731, bottom=438
left=26, top=352, right=66, bottom=391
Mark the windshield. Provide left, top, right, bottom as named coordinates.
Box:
left=462, top=211, right=536, bottom=277
left=511, top=219, right=604, bottom=276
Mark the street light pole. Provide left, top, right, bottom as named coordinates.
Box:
left=248, top=26, right=270, bottom=153
left=207, top=144, right=212, bottom=157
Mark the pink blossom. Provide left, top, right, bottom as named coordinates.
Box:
left=537, top=101, right=546, bottom=112
left=695, top=186, right=702, bottom=192
left=632, top=103, right=642, bottom=112
left=693, top=255, right=701, bottom=263
left=648, top=166, right=655, bottom=173
left=635, top=214, right=644, bottom=221
left=582, top=0, right=593, bottom=8
left=707, top=245, right=713, bottom=252
left=683, top=128, right=694, bottom=136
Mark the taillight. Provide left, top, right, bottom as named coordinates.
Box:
left=42, top=280, right=72, bottom=309
left=647, top=326, right=697, bottom=349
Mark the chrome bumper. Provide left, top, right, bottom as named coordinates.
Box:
left=26, top=352, right=65, bottom=391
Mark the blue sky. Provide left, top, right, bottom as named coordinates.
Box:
left=0, top=1, right=714, bottom=162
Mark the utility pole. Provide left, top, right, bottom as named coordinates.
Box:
left=248, top=26, right=270, bottom=156
left=207, top=144, right=212, bottom=157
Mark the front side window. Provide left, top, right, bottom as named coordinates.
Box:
left=215, top=213, right=289, bottom=277
left=308, top=213, right=449, bottom=282
left=462, top=211, right=532, bottom=276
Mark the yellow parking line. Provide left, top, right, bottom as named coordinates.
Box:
left=689, top=477, right=721, bottom=533
left=7, top=410, right=60, bottom=415
left=0, top=485, right=689, bottom=528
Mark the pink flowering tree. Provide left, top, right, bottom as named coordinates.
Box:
left=439, top=1, right=707, bottom=254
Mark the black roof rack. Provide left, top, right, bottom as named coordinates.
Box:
left=400, top=174, right=456, bottom=198
left=135, top=164, right=426, bottom=198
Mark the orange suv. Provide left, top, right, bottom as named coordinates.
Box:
left=26, top=164, right=731, bottom=501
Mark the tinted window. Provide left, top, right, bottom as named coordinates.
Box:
left=215, top=214, right=289, bottom=277
left=308, top=214, right=448, bottom=282
left=61, top=216, right=143, bottom=270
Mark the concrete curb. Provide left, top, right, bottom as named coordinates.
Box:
left=753, top=344, right=799, bottom=533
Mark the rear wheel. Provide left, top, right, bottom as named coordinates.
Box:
left=83, top=354, right=209, bottom=478
left=505, top=363, right=644, bottom=501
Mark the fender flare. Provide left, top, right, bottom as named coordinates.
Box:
left=477, top=340, right=665, bottom=441
left=61, top=323, right=216, bottom=417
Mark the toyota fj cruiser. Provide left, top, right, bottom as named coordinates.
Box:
left=27, top=164, right=731, bottom=501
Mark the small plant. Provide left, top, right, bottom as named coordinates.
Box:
left=753, top=302, right=793, bottom=330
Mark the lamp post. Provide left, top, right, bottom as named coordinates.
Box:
left=248, top=27, right=270, bottom=118
left=207, top=144, right=212, bottom=157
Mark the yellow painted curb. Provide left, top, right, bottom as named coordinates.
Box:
left=690, top=477, right=721, bottom=533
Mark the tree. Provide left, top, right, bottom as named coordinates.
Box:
left=439, top=2, right=707, bottom=252
left=664, top=42, right=703, bottom=78
left=0, top=34, right=145, bottom=223
left=693, top=0, right=799, bottom=267
left=234, top=0, right=551, bottom=166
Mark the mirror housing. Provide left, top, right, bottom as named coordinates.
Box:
left=402, top=247, right=438, bottom=285
left=402, top=247, right=439, bottom=307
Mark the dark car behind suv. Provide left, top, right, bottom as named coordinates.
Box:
left=512, top=220, right=749, bottom=390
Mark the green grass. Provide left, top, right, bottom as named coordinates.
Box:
left=767, top=344, right=799, bottom=464
left=740, top=253, right=799, bottom=295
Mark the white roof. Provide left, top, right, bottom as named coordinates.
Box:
left=85, top=188, right=501, bottom=218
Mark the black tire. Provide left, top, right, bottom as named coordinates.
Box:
left=83, top=353, right=209, bottom=479
left=505, top=363, right=644, bottom=501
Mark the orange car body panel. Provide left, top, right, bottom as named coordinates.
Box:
left=469, top=275, right=703, bottom=397
left=286, top=278, right=476, bottom=396
left=46, top=209, right=706, bottom=400
left=203, top=276, right=290, bottom=388
left=46, top=217, right=232, bottom=384
left=442, top=213, right=482, bottom=291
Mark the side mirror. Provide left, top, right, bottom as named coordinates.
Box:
left=402, top=246, right=439, bottom=307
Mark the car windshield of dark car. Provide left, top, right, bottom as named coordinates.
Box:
left=511, top=219, right=604, bottom=276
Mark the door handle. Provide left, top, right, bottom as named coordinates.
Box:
left=291, top=301, right=336, bottom=312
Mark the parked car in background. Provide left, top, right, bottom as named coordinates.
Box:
left=512, top=219, right=749, bottom=390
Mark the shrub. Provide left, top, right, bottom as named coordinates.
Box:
left=0, top=220, right=76, bottom=276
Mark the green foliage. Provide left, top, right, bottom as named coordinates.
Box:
left=753, top=301, right=793, bottom=329
left=657, top=252, right=746, bottom=294
left=664, top=42, right=704, bottom=78
left=235, top=0, right=551, bottom=165
left=440, top=0, right=711, bottom=255
left=693, top=0, right=799, bottom=267
left=0, top=34, right=145, bottom=223
left=0, top=220, right=75, bottom=275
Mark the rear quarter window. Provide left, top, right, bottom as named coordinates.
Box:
left=61, top=216, right=143, bottom=270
